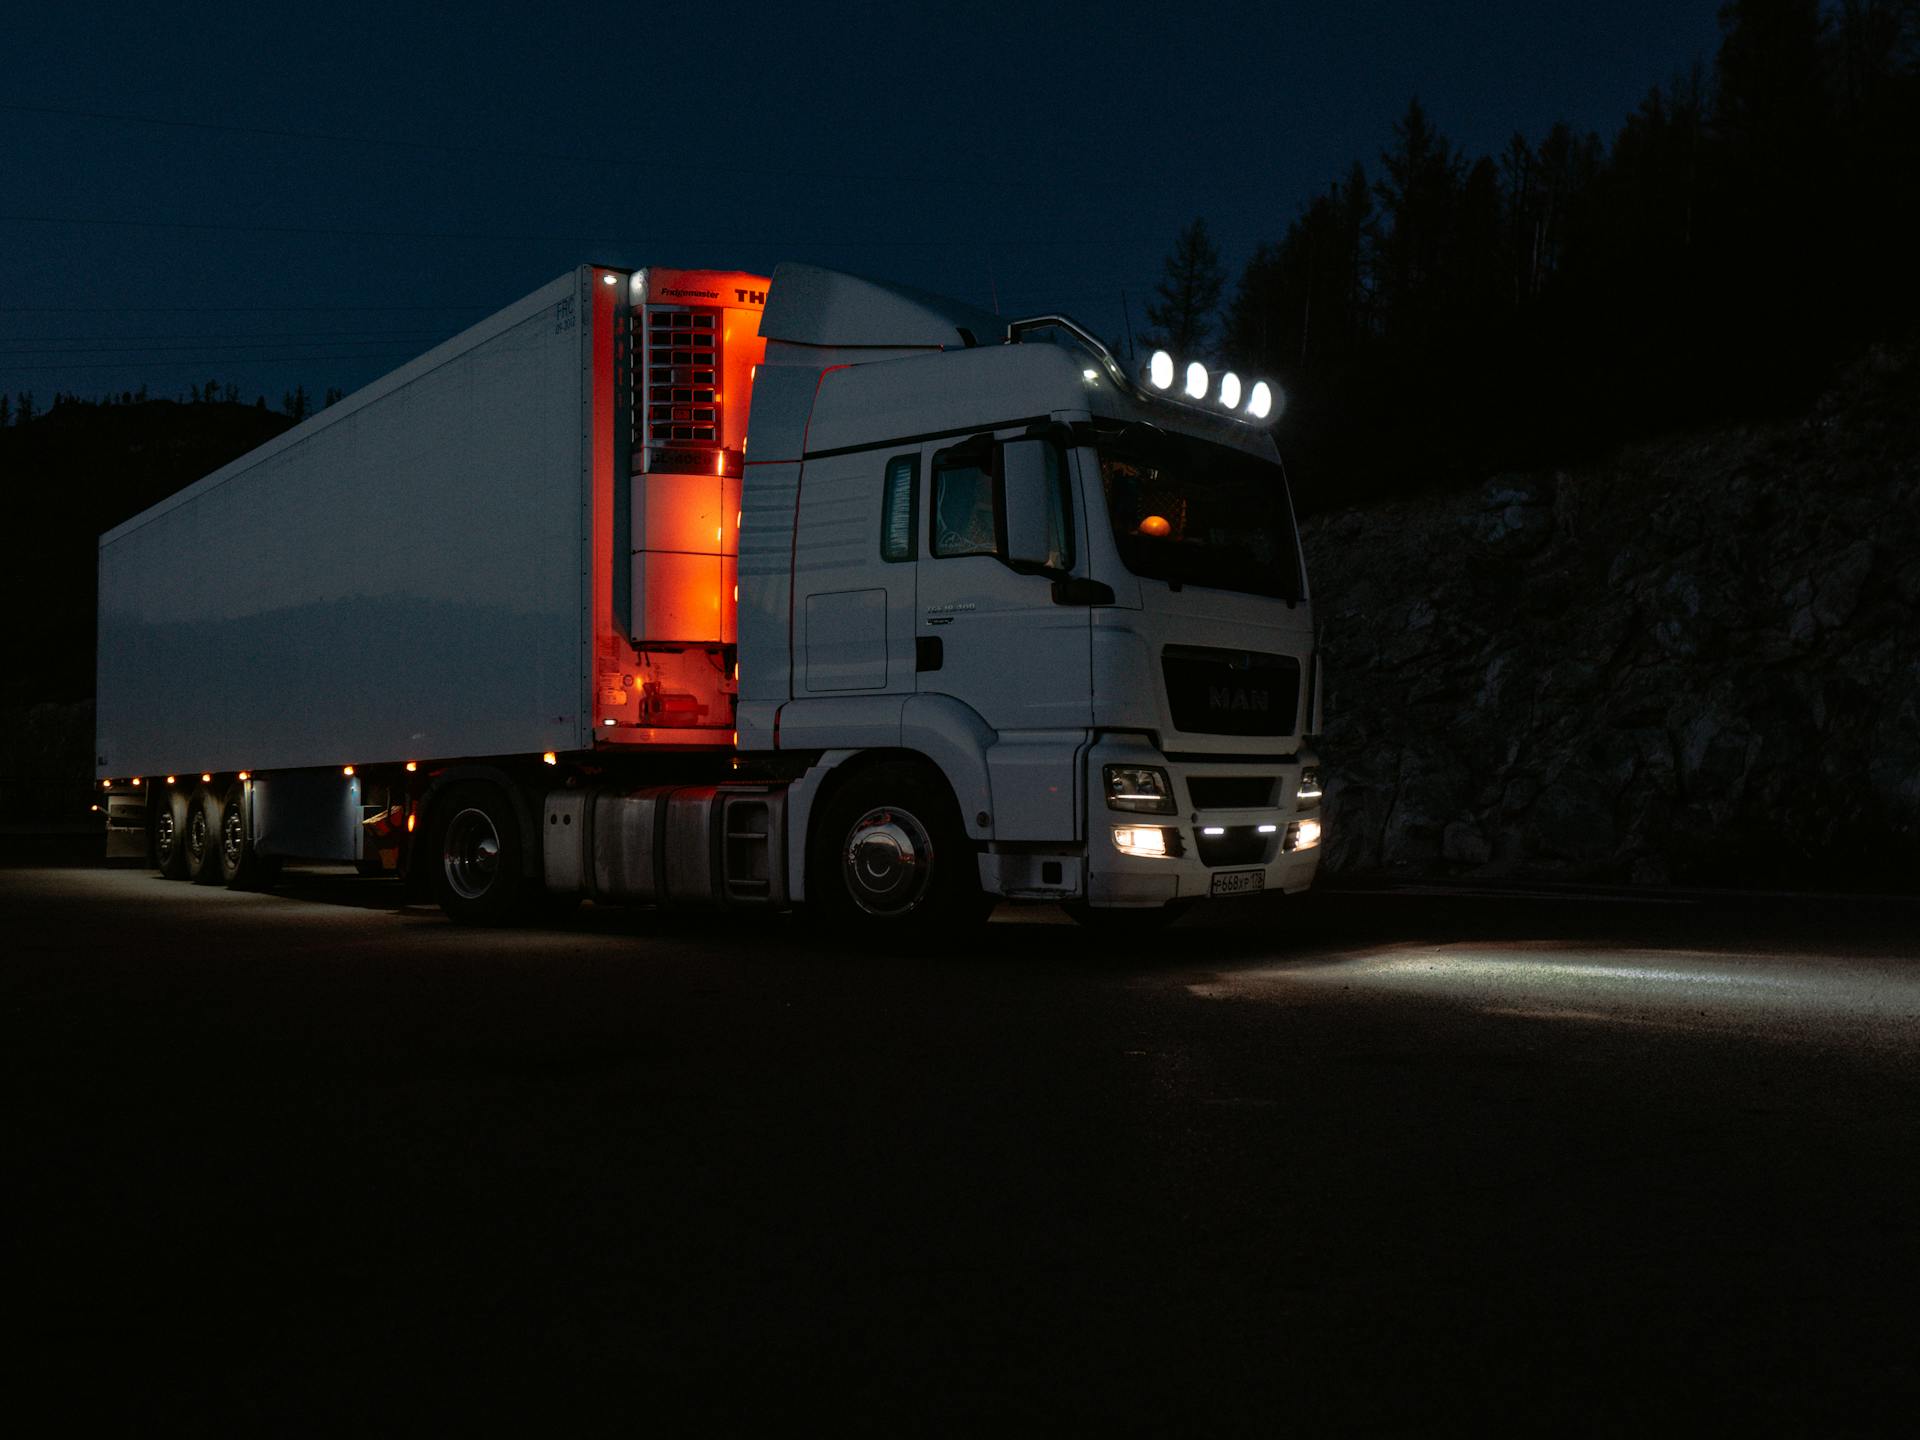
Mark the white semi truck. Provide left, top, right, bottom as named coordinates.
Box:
left=95, top=263, right=1324, bottom=929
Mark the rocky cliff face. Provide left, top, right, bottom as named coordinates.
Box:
left=1300, top=342, right=1919, bottom=890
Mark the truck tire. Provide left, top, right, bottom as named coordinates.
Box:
left=215, top=782, right=271, bottom=890
left=429, top=781, right=526, bottom=925
left=150, top=784, right=190, bottom=880
left=810, top=761, right=989, bottom=933
left=185, top=785, right=224, bottom=885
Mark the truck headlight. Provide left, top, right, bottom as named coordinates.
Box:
left=1104, top=765, right=1175, bottom=814
left=1113, top=826, right=1180, bottom=858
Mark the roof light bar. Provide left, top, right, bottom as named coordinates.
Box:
left=1135, top=349, right=1280, bottom=425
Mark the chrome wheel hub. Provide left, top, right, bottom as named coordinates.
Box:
left=443, top=807, right=502, bottom=901
left=841, top=806, right=935, bottom=916
left=221, top=805, right=245, bottom=870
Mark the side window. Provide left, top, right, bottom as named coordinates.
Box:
left=880, top=454, right=917, bottom=562
left=931, top=439, right=998, bottom=559
left=1039, top=442, right=1075, bottom=571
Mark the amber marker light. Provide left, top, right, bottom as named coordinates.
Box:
left=405, top=761, right=417, bottom=772
left=343, top=766, right=355, bottom=777
left=101, top=779, right=111, bottom=789
left=238, top=771, right=250, bottom=781
left=542, top=751, right=558, bottom=766
left=131, top=777, right=141, bottom=787
left=201, top=773, right=212, bottom=783
left=406, top=813, right=416, bottom=833
left=166, top=775, right=176, bottom=784
left=1138, top=515, right=1172, bottom=538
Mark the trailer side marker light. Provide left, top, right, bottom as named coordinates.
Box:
left=601, top=273, right=618, bottom=286
left=604, top=718, right=617, bottom=726
left=101, top=779, right=110, bottom=789
left=201, top=773, right=212, bottom=783
left=542, top=751, right=558, bottom=766
left=131, top=777, right=141, bottom=787
left=405, top=761, right=417, bottom=772
left=166, top=775, right=176, bottom=784
left=91, top=803, right=100, bottom=812
left=238, top=771, right=250, bottom=781
left=1138, top=515, right=1171, bottom=538
left=406, top=813, right=416, bottom=833
left=343, top=766, right=354, bottom=777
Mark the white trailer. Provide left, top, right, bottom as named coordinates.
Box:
left=95, top=263, right=1324, bottom=929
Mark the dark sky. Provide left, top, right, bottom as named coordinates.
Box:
left=2, top=0, right=1726, bottom=408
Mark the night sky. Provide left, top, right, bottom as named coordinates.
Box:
left=4, top=0, right=1725, bottom=408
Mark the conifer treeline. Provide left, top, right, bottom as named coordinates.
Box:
left=1146, top=0, right=1919, bottom=511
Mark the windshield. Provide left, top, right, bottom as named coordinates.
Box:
left=1094, top=426, right=1304, bottom=601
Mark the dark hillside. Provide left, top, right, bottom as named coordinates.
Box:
left=1304, top=339, right=1920, bottom=891
left=1, top=398, right=293, bottom=707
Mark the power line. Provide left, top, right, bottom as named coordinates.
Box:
left=0, top=348, right=422, bottom=375
left=0, top=100, right=1029, bottom=190
left=0, top=210, right=1123, bottom=250
left=0, top=304, right=490, bottom=314
left=0, top=329, right=449, bottom=348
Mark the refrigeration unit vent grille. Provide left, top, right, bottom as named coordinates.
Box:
left=644, top=307, right=720, bottom=445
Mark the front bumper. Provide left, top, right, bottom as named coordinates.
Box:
left=1083, top=736, right=1323, bottom=907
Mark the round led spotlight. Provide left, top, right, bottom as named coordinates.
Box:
left=1184, top=361, right=1209, bottom=399
left=1218, top=372, right=1242, bottom=409
left=1146, top=350, right=1174, bottom=390
left=1247, top=381, right=1274, bottom=420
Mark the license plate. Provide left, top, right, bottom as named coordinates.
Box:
left=1210, top=869, right=1265, bottom=897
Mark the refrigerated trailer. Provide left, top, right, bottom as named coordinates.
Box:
left=95, top=263, right=1325, bottom=928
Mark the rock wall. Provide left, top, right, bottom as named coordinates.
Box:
left=1300, top=342, right=1920, bottom=890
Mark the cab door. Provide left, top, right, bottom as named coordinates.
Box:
left=913, top=429, right=1092, bottom=733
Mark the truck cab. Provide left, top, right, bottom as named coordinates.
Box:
left=733, top=266, right=1324, bottom=925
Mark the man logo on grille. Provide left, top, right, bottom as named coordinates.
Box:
left=1208, top=686, right=1269, bottom=712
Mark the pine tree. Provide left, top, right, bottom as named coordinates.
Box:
left=0, top=393, right=10, bottom=427
left=1142, top=218, right=1226, bottom=358
left=282, top=385, right=312, bottom=421
left=17, top=392, right=34, bottom=424
left=323, top=386, right=344, bottom=408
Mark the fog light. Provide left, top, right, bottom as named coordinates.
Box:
left=1113, top=825, right=1173, bottom=858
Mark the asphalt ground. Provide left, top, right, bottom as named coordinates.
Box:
left=4, top=865, right=1917, bottom=1432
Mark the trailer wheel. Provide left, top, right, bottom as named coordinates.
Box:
left=215, top=782, right=271, bottom=889
left=150, top=784, right=190, bottom=880
left=430, top=781, right=526, bottom=925
left=810, top=761, right=988, bottom=932
left=185, top=785, right=223, bottom=884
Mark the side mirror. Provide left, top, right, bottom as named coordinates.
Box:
left=1001, top=439, right=1057, bottom=571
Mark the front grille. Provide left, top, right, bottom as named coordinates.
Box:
left=1186, top=776, right=1276, bottom=809
left=644, top=307, right=720, bottom=445
left=1163, top=647, right=1301, bottom=737
left=1195, top=826, right=1272, bottom=867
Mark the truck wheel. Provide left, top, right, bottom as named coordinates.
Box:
left=185, top=785, right=223, bottom=884
left=216, top=783, right=271, bottom=889
left=810, top=762, right=988, bottom=932
left=430, top=781, right=526, bottom=925
left=150, top=784, right=190, bottom=880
